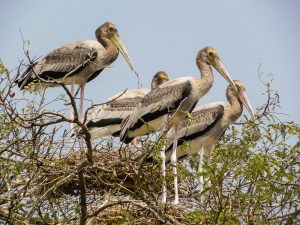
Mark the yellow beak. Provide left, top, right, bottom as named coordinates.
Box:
left=239, top=89, right=255, bottom=120
left=211, top=57, right=239, bottom=94
left=111, top=33, right=134, bottom=71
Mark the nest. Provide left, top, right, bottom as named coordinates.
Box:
left=31, top=147, right=197, bottom=224
left=35, top=147, right=164, bottom=197
left=87, top=200, right=190, bottom=225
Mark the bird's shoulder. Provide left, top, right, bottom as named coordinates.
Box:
left=158, top=76, right=196, bottom=88
left=42, top=40, right=102, bottom=62
left=106, top=88, right=149, bottom=108
left=141, top=78, right=193, bottom=105
left=90, top=88, right=150, bottom=115
left=105, top=88, right=150, bottom=102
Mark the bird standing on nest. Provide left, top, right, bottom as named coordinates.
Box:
left=120, top=47, right=238, bottom=204
left=150, top=80, right=255, bottom=194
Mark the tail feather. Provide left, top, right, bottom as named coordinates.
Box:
left=120, top=115, right=131, bottom=142
left=16, top=62, right=38, bottom=89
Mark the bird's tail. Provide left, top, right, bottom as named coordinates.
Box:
left=120, top=115, right=131, bottom=142
left=15, top=62, right=38, bottom=90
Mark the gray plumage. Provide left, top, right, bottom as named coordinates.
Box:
left=120, top=47, right=238, bottom=145
left=85, top=88, right=150, bottom=138
left=119, top=47, right=238, bottom=205
left=16, top=22, right=134, bottom=116
left=16, top=22, right=133, bottom=90
left=17, top=42, right=104, bottom=89
left=84, top=71, right=170, bottom=139
left=162, top=80, right=255, bottom=163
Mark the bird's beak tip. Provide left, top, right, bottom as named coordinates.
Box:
left=112, top=34, right=135, bottom=71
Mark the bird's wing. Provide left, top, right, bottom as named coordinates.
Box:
left=178, top=104, right=225, bottom=140
left=164, top=103, right=224, bottom=152
left=104, top=88, right=150, bottom=102
left=17, top=40, right=103, bottom=89
left=86, top=89, right=150, bottom=129
left=120, top=80, right=193, bottom=140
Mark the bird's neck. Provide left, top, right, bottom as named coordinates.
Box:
left=98, top=37, right=119, bottom=64
left=196, top=60, right=214, bottom=96
left=226, top=89, right=243, bottom=123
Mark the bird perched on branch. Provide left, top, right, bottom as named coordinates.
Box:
left=16, top=22, right=135, bottom=116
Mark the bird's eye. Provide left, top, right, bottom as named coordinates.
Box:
left=208, top=51, right=215, bottom=57
left=109, top=27, right=116, bottom=32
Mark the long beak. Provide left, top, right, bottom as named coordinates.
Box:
left=211, top=58, right=238, bottom=93
left=239, top=90, right=255, bottom=120
left=111, top=33, right=134, bottom=71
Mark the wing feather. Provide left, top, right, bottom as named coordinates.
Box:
left=17, top=41, right=101, bottom=89
left=164, top=104, right=224, bottom=153
left=179, top=105, right=224, bottom=138
left=120, top=80, right=193, bottom=140
left=84, top=89, right=150, bottom=137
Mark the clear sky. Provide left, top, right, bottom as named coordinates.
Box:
left=1, top=0, right=299, bottom=123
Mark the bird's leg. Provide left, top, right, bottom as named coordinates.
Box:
left=78, top=83, right=86, bottom=152
left=198, top=146, right=204, bottom=191
left=170, top=130, right=179, bottom=205
left=70, top=83, right=75, bottom=119
left=79, top=82, right=86, bottom=119
left=70, top=83, right=74, bottom=97
left=160, top=145, right=167, bottom=204
left=69, top=84, right=75, bottom=130
left=198, top=146, right=206, bottom=204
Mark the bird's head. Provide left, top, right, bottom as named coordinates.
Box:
left=197, top=47, right=238, bottom=93
left=231, top=80, right=255, bottom=120
left=96, top=22, right=134, bottom=70
left=151, top=71, right=170, bottom=90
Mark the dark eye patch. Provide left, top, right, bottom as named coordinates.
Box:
left=109, top=27, right=115, bottom=32
left=208, top=52, right=214, bottom=57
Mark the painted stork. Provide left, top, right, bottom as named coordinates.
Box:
left=83, top=71, right=169, bottom=139
left=150, top=80, right=255, bottom=195
left=16, top=22, right=134, bottom=116
left=120, top=46, right=238, bottom=204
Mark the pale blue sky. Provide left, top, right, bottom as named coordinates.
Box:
left=1, top=0, right=299, bottom=123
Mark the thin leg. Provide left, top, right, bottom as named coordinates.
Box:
left=69, top=84, right=75, bottom=130
left=78, top=83, right=85, bottom=151
left=70, top=83, right=75, bottom=120
left=160, top=145, right=167, bottom=204
left=70, top=84, right=74, bottom=97
left=198, top=146, right=204, bottom=191
left=79, top=82, right=86, bottom=118
left=171, top=138, right=179, bottom=205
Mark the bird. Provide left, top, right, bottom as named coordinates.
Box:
left=82, top=71, right=169, bottom=139
left=16, top=22, right=134, bottom=116
left=150, top=80, right=255, bottom=193
left=120, top=46, right=238, bottom=204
